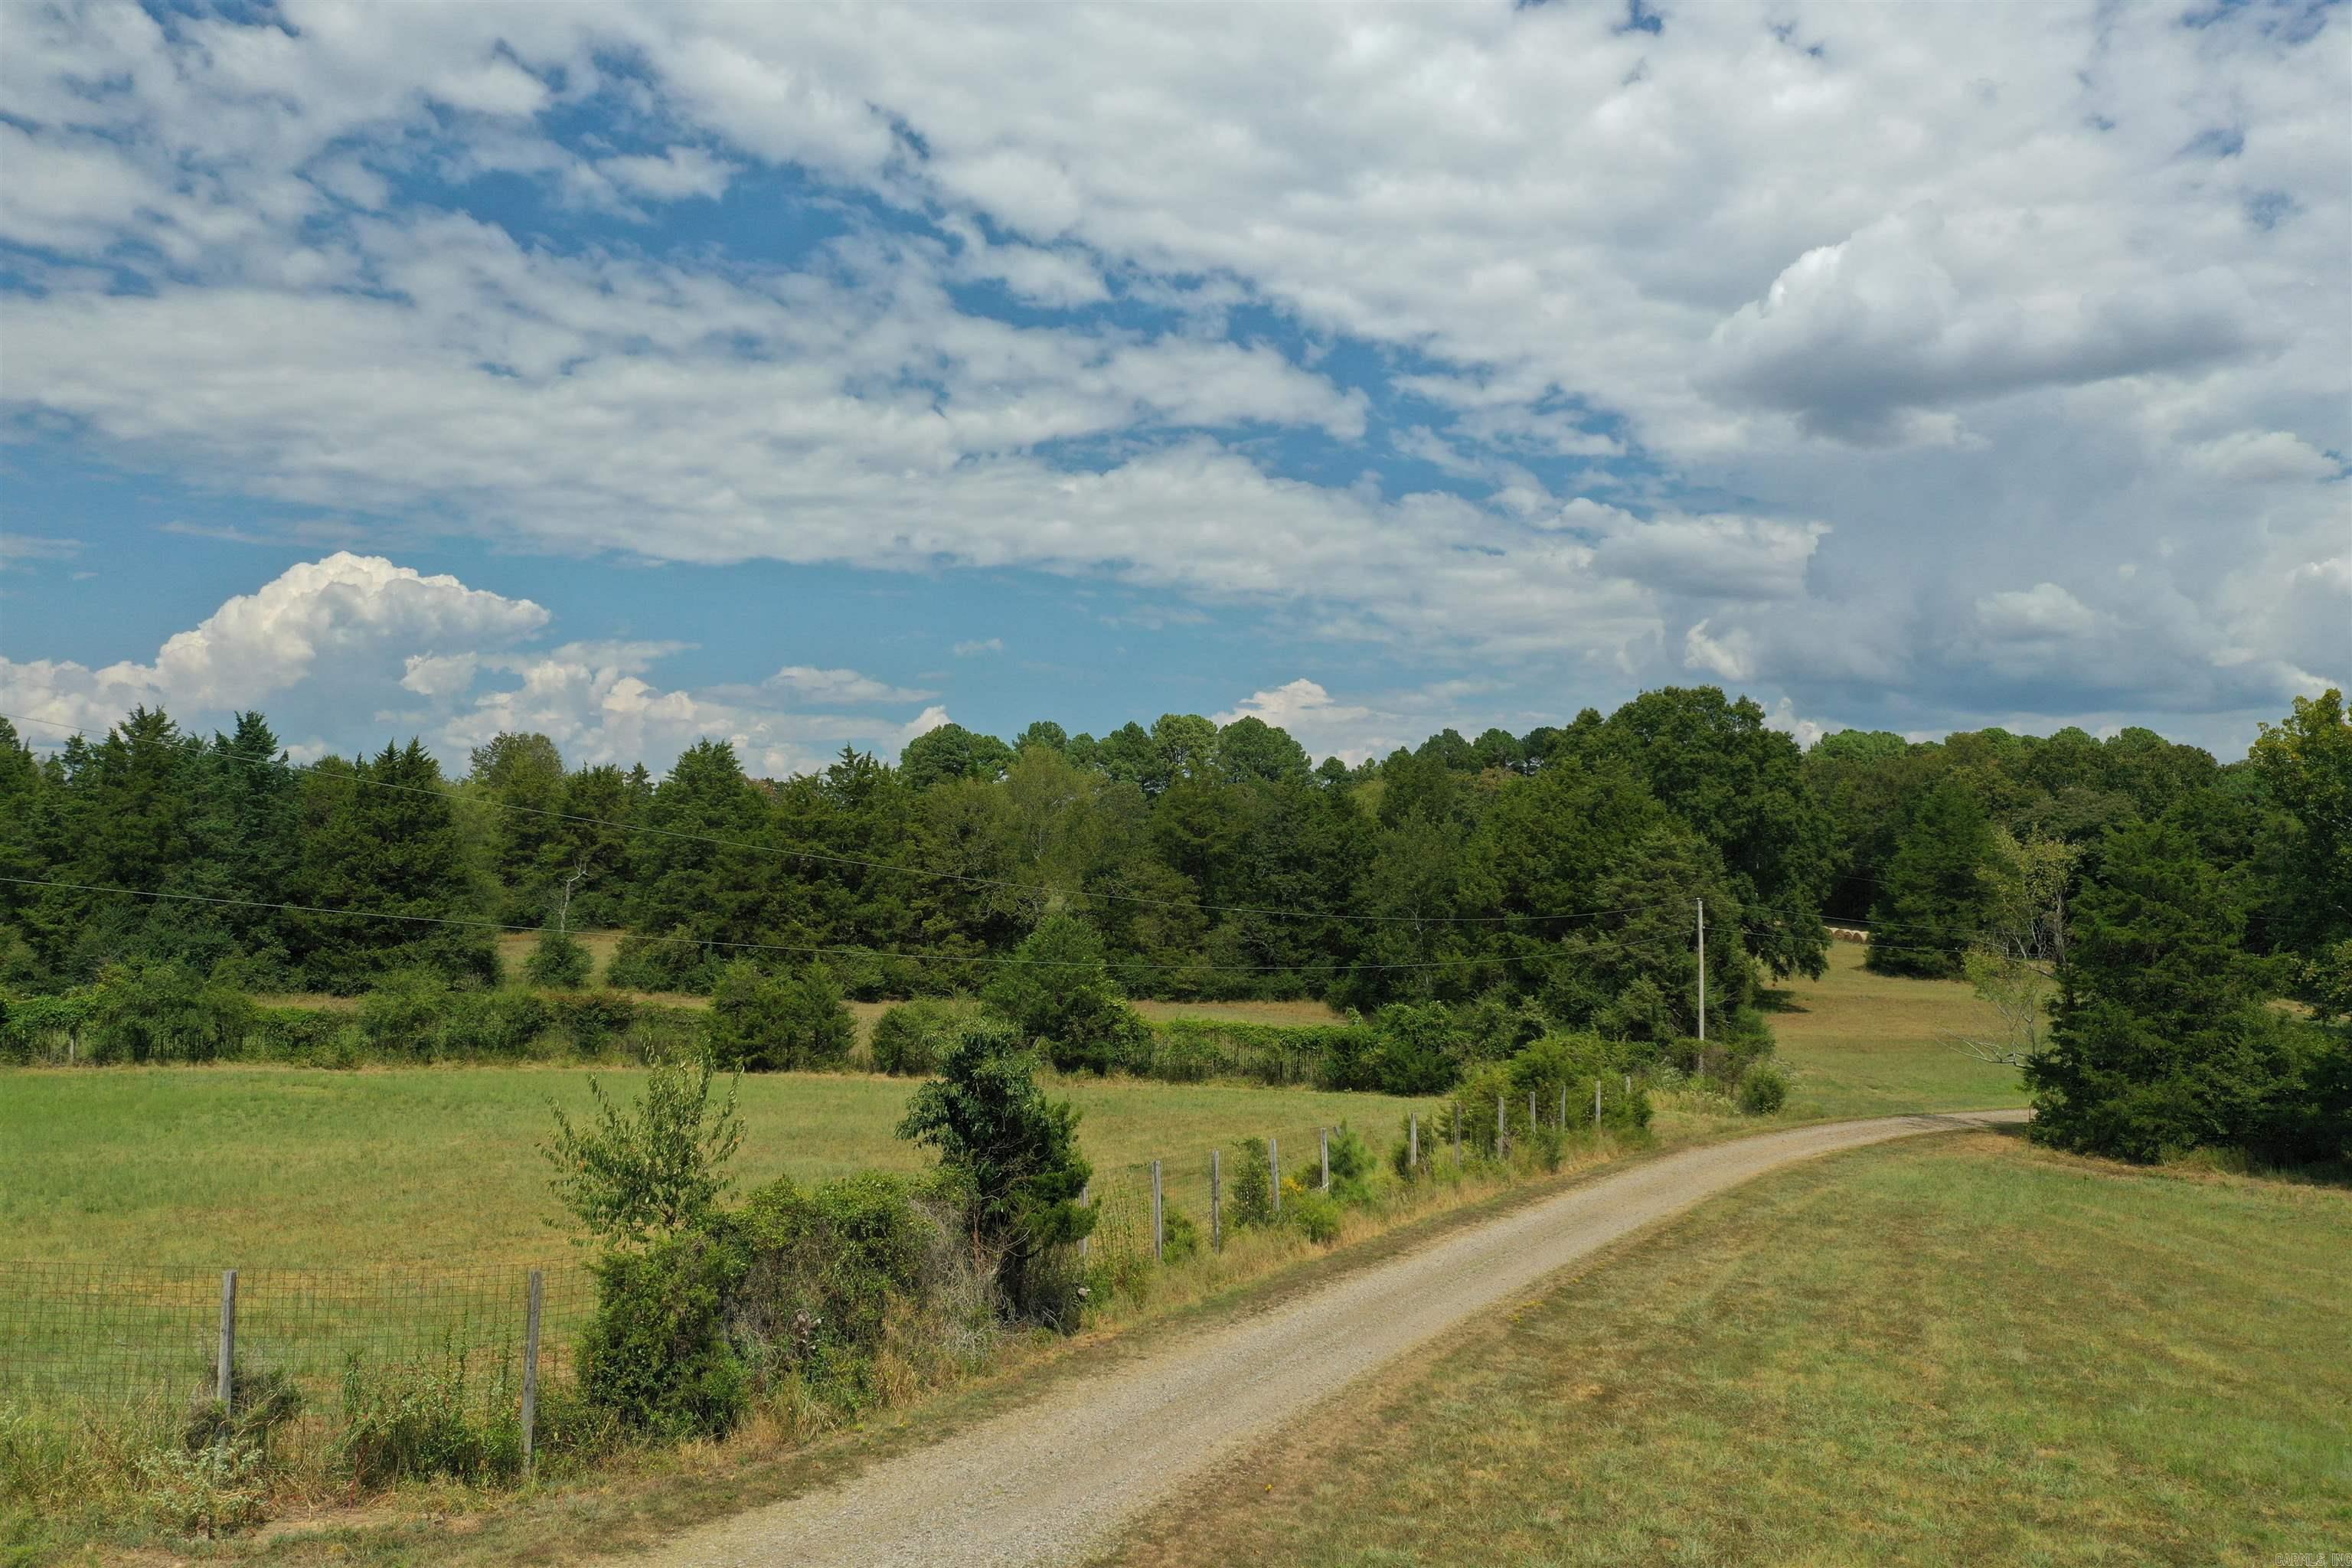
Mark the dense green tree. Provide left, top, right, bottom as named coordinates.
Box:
left=897, top=724, right=1014, bottom=791
left=1593, top=688, right=1833, bottom=978
left=2027, top=818, right=2346, bottom=1163
left=980, top=913, right=1150, bottom=1073
left=609, top=741, right=774, bottom=992
left=1013, top=720, right=1068, bottom=753
left=1866, top=778, right=1995, bottom=978
left=2251, top=688, right=2352, bottom=991
left=897, top=1017, right=1093, bottom=1269
left=295, top=740, right=495, bottom=991
left=1211, top=716, right=1312, bottom=788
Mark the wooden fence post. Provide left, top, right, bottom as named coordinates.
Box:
left=216, top=1270, right=237, bottom=1411
left=1594, top=1076, right=1602, bottom=1132
left=1152, top=1161, right=1164, bottom=1262
left=1559, top=1081, right=1567, bottom=1129
left=1528, top=1091, right=1537, bottom=1135
left=1077, top=1181, right=1091, bottom=1259
left=1319, top=1127, right=1331, bottom=1192
left=1453, top=1101, right=1462, bottom=1162
left=1496, top=1094, right=1506, bottom=1156
left=1270, top=1137, right=1282, bottom=1217
left=1409, top=1111, right=1419, bottom=1169
left=1211, top=1149, right=1222, bottom=1251
left=521, top=1269, right=543, bottom=1482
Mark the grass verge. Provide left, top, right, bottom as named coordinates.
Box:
left=1099, top=1128, right=2352, bottom=1568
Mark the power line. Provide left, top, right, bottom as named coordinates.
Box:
left=0, top=710, right=1693, bottom=933
left=1, top=875, right=1698, bottom=978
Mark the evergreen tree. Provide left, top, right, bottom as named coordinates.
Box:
left=2025, top=818, right=2325, bottom=1161
left=1866, top=778, right=1994, bottom=978
left=295, top=740, right=495, bottom=991
left=609, top=740, right=774, bottom=992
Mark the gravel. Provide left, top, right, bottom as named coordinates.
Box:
left=626, top=1110, right=2028, bottom=1568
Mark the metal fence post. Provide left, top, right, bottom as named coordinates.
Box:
left=1319, top=1127, right=1330, bottom=1192
left=216, top=1269, right=237, bottom=1411
left=1211, top=1148, right=1223, bottom=1251
left=521, top=1269, right=543, bottom=1482
left=1151, top=1160, right=1165, bottom=1261
left=1270, top=1137, right=1282, bottom=1217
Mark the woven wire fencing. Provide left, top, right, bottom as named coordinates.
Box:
left=0, top=1261, right=593, bottom=1453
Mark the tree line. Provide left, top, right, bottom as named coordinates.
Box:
left=2, top=684, right=2344, bottom=1165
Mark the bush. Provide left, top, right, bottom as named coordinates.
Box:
left=82, top=961, right=253, bottom=1063
left=870, top=1001, right=962, bottom=1076
left=1285, top=1191, right=1343, bottom=1243
left=707, top=962, right=854, bottom=1071
left=440, top=989, right=552, bottom=1059
left=183, top=1364, right=302, bottom=1459
left=359, top=968, right=453, bottom=1058
left=606, top=933, right=716, bottom=995
left=1229, top=1138, right=1276, bottom=1229
left=730, top=1171, right=930, bottom=1406
left=337, top=1348, right=522, bottom=1486
left=981, top=914, right=1152, bottom=1074
left=1323, top=1121, right=1377, bottom=1203
left=776, top=961, right=855, bottom=1070
left=544, top=1057, right=743, bottom=1246
left=897, top=1018, right=1093, bottom=1282
left=525, top=929, right=593, bottom=990
left=1367, top=1002, right=1468, bottom=1094
left=137, top=1442, right=268, bottom=1537
left=1738, top=1064, right=1788, bottom=1116
left=577, top=1227, right=750, bottom=1442
left=1158, top=1204, right=1202, bottom=1265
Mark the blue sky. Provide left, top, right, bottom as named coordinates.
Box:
left=2, top=1, right=2344, bottom=774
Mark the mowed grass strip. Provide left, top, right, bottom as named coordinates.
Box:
left=1102, top=1131, right=2352, bottom=1568
left=0, top=1068, right=1419, bottom=1269
left=1767, top=940, right=2027, bottom=1119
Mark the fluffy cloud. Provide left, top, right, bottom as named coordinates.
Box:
left=0, top=2, right=2343, bottom=750
left=1214, top=678, right=1400, bottom=765
left=0, top=555, right=946, bottom=777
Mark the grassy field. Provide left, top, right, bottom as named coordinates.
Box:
left=2, top=937, right=2013, bottom=1272
left=0, top=1068, right=1422, bottom=1270
left=1766, top=940, right=2025, bottom=1119
left=1103, top=1129, right=2352, bottom=1568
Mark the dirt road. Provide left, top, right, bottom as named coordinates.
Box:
left=629, top=1110, right=2027, bottom=1568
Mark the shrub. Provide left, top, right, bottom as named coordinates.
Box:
left=870, top=1001, right=961, bottom=1076
left=1229, top=1138, right=1276, bottom=1229
left=1738, top=1064, right=1789, bottom=1116
left=776, top=961, right=855, bottom=1070
left=337, top=1348, right=521, bottom=1486
left=359, top=968, right=453, bottom=1058
left=1285, top=1191, right=1343, bottom=1243
left=897, top=1018, right=1093, bottom=1284
left=137, top=1442, right=268, bottom=1537
left=83, top=961, right=253, bottom=1063
left=544, top=1057, right=743, bottom=1246
left=606, top=933, right=718, bottom=995
left=1158, top=1204, right=1202, bottom=1265
left=183, top=1364, right=303, bottom=1459
left=707, top=962, right=855, bottom=1071
left=440, top=989, right=552, bottom=1059
left=1368, top=1001, right=1468, bottom=1095
left=982, top=914, right=1151, bottom=1074
left=577, top=1227, right=750, bottom=1441
left=1323, top=1122, right=1377, bottom=1203
left=731, top=1171, right=930, bottom=1406
left=525, top=929, right=593, bottom=990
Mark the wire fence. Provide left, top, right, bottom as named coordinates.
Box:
left=0, top=1260, right=593, bottom=1451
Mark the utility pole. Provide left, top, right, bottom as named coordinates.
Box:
left=1696, top=897, right=1706, bottom=1044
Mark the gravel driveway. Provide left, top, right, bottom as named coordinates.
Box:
left=623, top=1110, right=2027, bottom=1568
